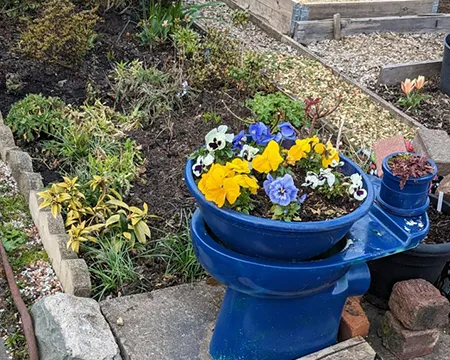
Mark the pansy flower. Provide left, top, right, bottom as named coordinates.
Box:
left=226, top=158, right=250, bottom=174
left=264, top=174, right=299, bottom=206
left=205, top=125, right=234, bottom=152
left=302, top=171, right=319, bottom=189
left=192, top=153, right=214, bottom=177
left=235, top=174, right=259, bottom=194
left=249, top=122, right=282, bottom=146
left=317, top=168, right=336, bottom=187
left=252, top=140, right=283, bottom=174
left=278, top=122, right=296, bottom=140
left=348, top=173, right=367, bottom=201
left=198, top=164, right=240, bottom=207
left=239, top=144, right=259, bottom=161
left=232, top=130, right=247, bottom=151
left=314, top=141, right=340, bottom=168
left=285, top=139, right=311, bottom=166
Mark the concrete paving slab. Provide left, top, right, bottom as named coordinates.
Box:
left=362, top=298, right=450, bottom=360
left=100, top=282, right=225, bottom=360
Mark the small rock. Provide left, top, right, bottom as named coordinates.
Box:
left=379, top=311, right=439, bottom=359
left=389, top=279, right=450, bottom=331
left=32, top=293, right=122, bottom=360
left=116, top=317, right=124, bottom=326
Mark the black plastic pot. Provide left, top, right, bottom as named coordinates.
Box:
left=440, top=33, right=450, bottom=96
left=368, top=194, right=450, bottom=300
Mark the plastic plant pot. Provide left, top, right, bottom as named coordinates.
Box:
left=185, top=155, right=375, bottom=262
left=369, top=194, right=450, bottom=301
left=440, top=33, right=450, bottom=96
left=377, top=152, right=437, bottom=217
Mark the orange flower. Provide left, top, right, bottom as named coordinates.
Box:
left=401, top=78, right=416, bottom=95
left=415, top=76, right=425, bottom=91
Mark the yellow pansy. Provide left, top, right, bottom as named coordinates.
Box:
left=307, top=136, right=319, bottom=148
left=285, top=139, right=311, bottom=166
left=226, top=158, right=251, bottom=174
left=198, top=164, right=240, bottom=207
left=314, top=141, right=340, bottom=168
left=235, top=174, right=259, bottom=194
left=252, top=140, right=283, bottom=173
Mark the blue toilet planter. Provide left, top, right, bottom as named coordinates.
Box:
left=185, top=155, right=374, bottom=261
left=378, top=152, right=437, bottom=217
left=186, top=154, right=432, bottom=360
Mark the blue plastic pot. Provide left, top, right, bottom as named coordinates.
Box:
left=378, top=153, right=437, bottom=217
left=185, top=155, right=375, bottom=261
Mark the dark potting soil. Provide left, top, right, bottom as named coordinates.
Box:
left=423, top=206, right=450, bottom=244
left=369, top=77, right=450, bottom=135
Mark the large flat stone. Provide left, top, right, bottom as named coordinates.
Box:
left=32, top=293, right=122, bottom=360
left=100, top=282, right=225, bottom=360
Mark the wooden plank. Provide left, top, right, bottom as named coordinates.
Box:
left=304, top=0, right=436, bottom=21
left=294, top=14, right=450, bottom=44
left=378, top=59, right=443, bottom=85
left=221, top=0, right=425, bottom=132
left=333, top=13, right=341, bottom=40
left=237, top=0, right=295, bottom=34
left=297, top=336, right=376, bottom=360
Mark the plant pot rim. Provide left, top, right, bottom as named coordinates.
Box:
left=445, top=33, right=450, bottom=49
left=382, top=152, right=437, bottom=183
left=410, top=193, right=450, bottom=254
left=185, top=154, right=375, bottom=233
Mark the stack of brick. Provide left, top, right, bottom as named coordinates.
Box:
left=339, top=296, right=370, bottom=341
left=379, top=279, right=450, bottom=359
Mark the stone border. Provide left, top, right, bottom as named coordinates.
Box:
left=0, top=112, right=91, bottom=297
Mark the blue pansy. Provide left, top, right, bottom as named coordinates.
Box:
left=249, top=122, right=282, bottom=146
left=278, top=122, right=296, bottom=140
left=232, top=130, right=247, bottom=151
left=264, top=174, right=299, bottom=206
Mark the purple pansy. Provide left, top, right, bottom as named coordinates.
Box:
left=278, top=122, right=296, bottom=140
left=264, top=174, right=299, bottom=206
left=298, top=193, right=307, bottom=205
left=249, top=122, right=282, bottom=146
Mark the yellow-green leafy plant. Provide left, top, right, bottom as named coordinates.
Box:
left=18, top=0, right=100, bottom=64
left=38, top=176, right=154, bottom=252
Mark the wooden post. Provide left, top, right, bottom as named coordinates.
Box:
left=333, top=13, right=341, bottom=40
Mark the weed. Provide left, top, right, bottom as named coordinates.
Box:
left=203, top=112, right=221, bottom=124
left=10, top=248, right=48, bottom=270
left=172, top=26, right=199, bottom=58
left=231, top=9, right=249, bottom=26
left=0, top=225, right=28, bottom=253
left=0, top=194, right=28, bottom=222
left=4, top=330, right=28, bottom=359
left=18, top=0, right=100, bottom=65
left=5, top=94, right=67, bottom=143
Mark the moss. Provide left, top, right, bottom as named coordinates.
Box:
left=10, top=248, right=49, bottom=270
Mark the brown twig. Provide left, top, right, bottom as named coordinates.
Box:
left=0, top=241, right=39, bottom=360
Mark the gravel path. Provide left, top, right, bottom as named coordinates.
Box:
left=0, top=160, right=61, bottom=359
left=195, top=1, right=415, bottom=148
left=308, top=33, right=446, bottom=88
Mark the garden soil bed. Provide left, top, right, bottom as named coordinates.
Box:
left=423, top=206, right=450, bottom=244
left=372, top=77, right=450, bottom=134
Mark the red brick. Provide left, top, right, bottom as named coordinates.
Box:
left=339, top=297, right=370, bottom=341
left=373, top=136, right=406, bottom=177
left=389, top=279, right=450, bottom=331
left=379, top=311, right=439, bottom=359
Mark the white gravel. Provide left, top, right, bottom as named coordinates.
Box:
left=308, top=32, right=446, bottom=87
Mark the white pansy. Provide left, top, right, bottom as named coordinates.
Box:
left=239, top=145, right=259, bottom=161
left=347, top=173, right=367, bottom=201
left=330, top=159, right=344, bottom=168
left=192, top=153, right=215, bottom=177
left=318, top=168, right=336, bottom=188
left=205, top=125, right=234, bottom=152
left=350, top=173, right=363, bottom=188
left=353, top=188, right=368, bottom=201
left=302, top=171, right=319, bottom=189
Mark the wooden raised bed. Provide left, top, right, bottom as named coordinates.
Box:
left=378, top=60, right=443, bottom=85
left=234, top=0, right=438, bottom=35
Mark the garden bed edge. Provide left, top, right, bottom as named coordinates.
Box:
left=0, top=112, right=92, bottom=298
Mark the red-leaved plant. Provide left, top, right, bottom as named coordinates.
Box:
left=388, top=154, right=435, bottom=189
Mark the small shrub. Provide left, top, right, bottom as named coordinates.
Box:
left=18, top=0, right=100, bottom=64
left=6, top=94, right=67, bottom=142
left=231, top=9, right=249, bottom=26
left=388, top=153, right=435, bottom=189
left=246, top=92, right=305, bottom=128
left=111, top=60, right=183, bottom=124
left=172, top=26, right=199, bottom=57
left=228, top=50, right=269, bottom=93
